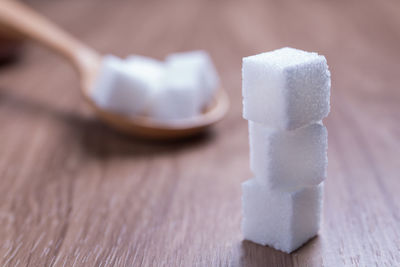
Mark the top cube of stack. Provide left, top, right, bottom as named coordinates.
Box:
left=242, top=47, right=331, bottom=130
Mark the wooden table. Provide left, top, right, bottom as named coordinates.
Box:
left=0, top=0, right=399, bottom=266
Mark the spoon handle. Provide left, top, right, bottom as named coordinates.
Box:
left=0, top=0, right=100, bottom=76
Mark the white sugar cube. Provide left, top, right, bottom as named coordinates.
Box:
left=242, top=179, right=323, bottom=253
left=242, top=47, right=330, bottom=130
left=249, top=121, right=327, bottom=191
left=166, top=50, right=219, bottom=107
left=91, top=52, right=219, bottom=121
left=147, top=61, right=203, bottom=121
left=125, top=55, right=165, bottom=87
left=90, top=55, right=157, bottom=115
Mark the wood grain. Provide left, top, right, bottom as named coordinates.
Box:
left=0, top=0, right=399, bottom=266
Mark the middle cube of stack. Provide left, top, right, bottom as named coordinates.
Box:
left=249, top=121, right=327, bottom=191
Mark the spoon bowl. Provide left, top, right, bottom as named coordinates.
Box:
left=84, top=89, right=229, bottom=139
left=0, top=0, right=229, bottom=139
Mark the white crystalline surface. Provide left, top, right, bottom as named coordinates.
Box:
left=90, top=55, right=160, bottom=115
left=241, top=48, right=330, bottom=253
left=242, top=47, right=331, bottom=130
left=148, top=60, right=203, bottom=121
left=90, top=51, right=219, bottom=120
left=166, top=50, right=219, bottom=107
left=125, top=55, right=166, bottom=89
left=249, top=121, right=327, bottom=191
left=242, top=179, right=323, bottom=253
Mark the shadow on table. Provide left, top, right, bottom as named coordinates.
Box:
left=0, top=89, right=215, bottom=158
left=239, top=237, right=320, bottom=266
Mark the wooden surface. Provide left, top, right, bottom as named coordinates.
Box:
left=0, top=0, right=399, bottom=266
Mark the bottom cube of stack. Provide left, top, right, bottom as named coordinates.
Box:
left=241, top=179, right=323, bottom=253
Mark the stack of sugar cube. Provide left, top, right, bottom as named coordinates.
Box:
left=241, top=47, right=331, bottom=253
left=90, top=50, right=219, bottom=121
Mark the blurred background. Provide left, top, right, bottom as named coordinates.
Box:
left=0, top=0, right=399, bottom=266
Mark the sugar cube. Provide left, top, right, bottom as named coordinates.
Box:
left=242, top=178, right=323, bottom=253
left=91, top=52, right=219, bottom=121
left=147, top=61, right=203, bottom=121
left=166, top=50, right=219, bottom=107
left=125, top=55, right=165, bottom=87
left=249, top=121, right=327, bottom=191
left=90, top=55, right=157, bottom=115
left=242, top=47, right=330, bottom=130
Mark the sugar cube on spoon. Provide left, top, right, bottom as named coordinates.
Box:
left=90, top=55, right=156, bottom=115
left=90, top=50, right=219, bottom=121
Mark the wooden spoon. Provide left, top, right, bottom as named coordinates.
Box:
left=0, top=0, right=229, bottom=139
